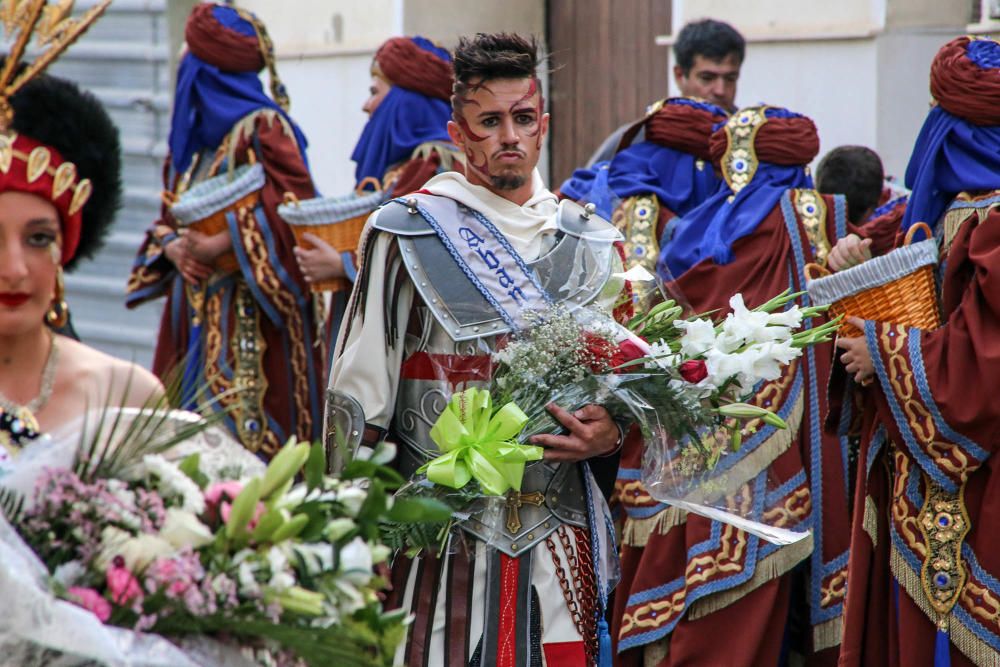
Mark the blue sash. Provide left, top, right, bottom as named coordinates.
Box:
left=407, top=195, right=554, bottom=330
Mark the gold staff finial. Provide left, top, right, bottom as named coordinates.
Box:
left=0, top=0, right=111, bottom=130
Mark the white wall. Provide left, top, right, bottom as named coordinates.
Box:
left=237, top=0, right=404, bottom=194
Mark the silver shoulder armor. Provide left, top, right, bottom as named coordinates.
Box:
left=371, top=195, right=440, bottom=237
left=556, top=198, right=624, bottom=243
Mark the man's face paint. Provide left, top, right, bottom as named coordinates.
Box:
left=448, top=77, right=548, bottom=196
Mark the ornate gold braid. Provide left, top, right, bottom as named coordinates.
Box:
left=237, top=206, right=313, bottom=445
left=231, top=281, right=270, bottom=453
left=720, top=106, right=769, bottom=198
left=232, top=6, right=289, bottom=111
left=203, top=287, right=231, bottom=402
left=792, top=189, right=832, bottom=265
left=879, top=326, right=972, bottom=624
left=614, top=195, right=660, bottom=310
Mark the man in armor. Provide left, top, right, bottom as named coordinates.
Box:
left=329, top=32, right=626, bottom=666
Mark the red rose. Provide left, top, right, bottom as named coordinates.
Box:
left=679, top=359, right=708, bottom=383
left=617, top=340, right=645, bottom=364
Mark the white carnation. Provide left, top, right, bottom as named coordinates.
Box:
left=338, top=537, right=374, bottom=585
left=142, top=454, right=206, bottom=514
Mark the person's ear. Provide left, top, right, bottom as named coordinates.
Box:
left=539, top=112, right=550, bottom=141
left=447, top=119, right=465, bottom=150
left=673, top=63, right=685, bottom=87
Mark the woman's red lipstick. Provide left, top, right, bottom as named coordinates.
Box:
left=0, top=293, right=29, bottom=307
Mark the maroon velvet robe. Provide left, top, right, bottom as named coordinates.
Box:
left=838, top=190, right=1000, bottom=667
left=614, top=189, right=856, bottom=666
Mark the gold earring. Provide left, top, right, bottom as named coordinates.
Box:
left=46, top=266, right=68, bottom=328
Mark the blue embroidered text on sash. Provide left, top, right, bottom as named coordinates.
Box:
left=407, top=195, right=551, bottom=330
left=458, top=227, right=528, bottom=305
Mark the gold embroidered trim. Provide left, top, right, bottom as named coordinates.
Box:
left=614, top=194, right=661, bottom=309
left=792, top=189, right=831, bottom=265
left=237, top=204, right=313, bottom=452
left=720, top=106, right=769, bottom=195
left=890, top=545, right=998, bottom=667
left=681, top=392, right=804, bottom=505
left=686, top=533, right=813, bottom=620
left=232, top=282, right=268, bottom=453
left=881, top=325, right=971, bottom=480
left=918, top=476, right=970, bottom=616
left=621, top=505, right=687, bottom=547
left=863, top=494, right=880, bottom=548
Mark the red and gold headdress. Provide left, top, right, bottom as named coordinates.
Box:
left=0, top=0, right=112, bottom=266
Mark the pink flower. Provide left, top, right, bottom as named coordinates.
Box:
left=152, top=558, right=190, bottom=597
left=679, top=359, right=709, bottom=383
left=106, top=558, right=143, bottom=606
left=204, top=481, right=244, bottom=508
left=205, top=481, right=265, bottom=530
left=67, top=586, right=111, bottom=623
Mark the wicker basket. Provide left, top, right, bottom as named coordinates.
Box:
left=277, top=177, right=385, bottom=292
left=169, top=162, right=266, bottom=274
left=805, top=222, right=941, bottom=338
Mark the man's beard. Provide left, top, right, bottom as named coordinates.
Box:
left=489, top=172, right=527, bottom=191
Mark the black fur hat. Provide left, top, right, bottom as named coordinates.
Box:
left=10, top=72, right=122, bottom=271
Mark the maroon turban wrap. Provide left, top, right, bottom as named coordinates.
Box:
left=930, top=36, right=1000, bottom=126
left=374, top=37, right=454, bottom=101
left=185, top=3, right=264, bottom=73
left=709, top=110, right=820, bottom=167
left=646, top=98, right=730, bottom=162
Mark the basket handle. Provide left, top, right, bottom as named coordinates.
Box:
left=355, top=176, right=382, bottom=195
left=904, top=221, right=932, bottom=246
left=282, top=191, right=300, bottom=207
left=804, top=262, right=831, bottom=281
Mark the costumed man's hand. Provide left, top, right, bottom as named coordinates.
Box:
left=827, top=234, right=873, bottom=271
left=185, top=229, right=232, bottom=265
left=530, top=403, right=620, bottom=462
left=163, top=236, right=212, bottom=285
left=835, top=317, right=875, bottom=384
left=293, top=233, right=345, bottom=284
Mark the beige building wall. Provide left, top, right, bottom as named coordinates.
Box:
left=665, top=0, right=970, bottom=178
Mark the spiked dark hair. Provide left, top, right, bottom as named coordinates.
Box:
left=452, top=33, right=540, bottom=111
left=10, top=71, right=122, bottom=271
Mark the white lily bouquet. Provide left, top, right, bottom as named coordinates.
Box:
left=625, top=290, right=839, bottom=544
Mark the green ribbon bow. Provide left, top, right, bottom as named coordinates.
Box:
left=418, top=387, right=542, bottom=496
